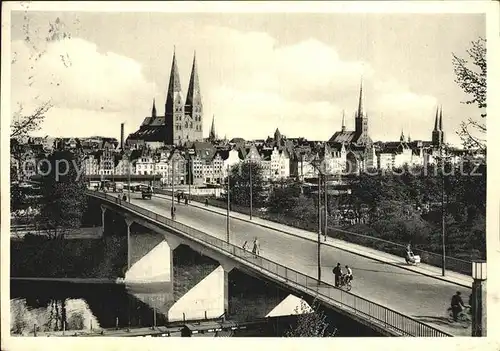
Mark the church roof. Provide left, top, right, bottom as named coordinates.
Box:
left=128, top=125, right=167, bottom=142
left=329, top=131, right=358, bottom=143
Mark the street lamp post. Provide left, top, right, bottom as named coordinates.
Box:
left=439, top=146, right=450, bottom=277
left=249, top=162, right=253, bottom=220
left=171, top=156, right=175, bottom=217
left=126, top=153, right=131, bottom=202
left=226, top=164, right=230, bottom=243
left=317, top=171, right=322, bottom=283
left=188, top=156, right=191, bottom=203
left=471, top=261, right=487, bottom=336
left=324, top=173, right=328, bottom=242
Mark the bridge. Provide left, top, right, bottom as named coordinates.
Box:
left=87, top=189, right=473, bottom=337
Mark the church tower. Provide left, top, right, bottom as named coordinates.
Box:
left=354, top=81, right=369, bottom=145
left=184, top=51, right=203, bottom=143
left=151, top=98, right=157, bottom=118
left=209, top=115, right=217, bottom=141
left=431, top=106, right=444, bottom=147
left=165, top=48, right=184, bottom=146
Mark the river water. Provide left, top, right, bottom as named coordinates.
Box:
left=10, top=273, right=294, bottom=336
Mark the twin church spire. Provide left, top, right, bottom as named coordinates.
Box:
left=432, top=106, right=445, bottom=147
left=156, top=47, right=203, bottom=145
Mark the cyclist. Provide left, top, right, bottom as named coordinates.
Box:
left=450, top=291, right=465, bottom=322
left=344, top=265, right=353, bottom=284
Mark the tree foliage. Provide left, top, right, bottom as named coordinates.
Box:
left=285, top=299, right=336, bottom=337
left=345, top=162, right=486, bottom=259
left=226, top=161, right=266, bottom=207
left=452, top=37, right=486, bottom=151
left=38, top=150, right=88, bottom=239
left=266, top=160, right=485, bottom=260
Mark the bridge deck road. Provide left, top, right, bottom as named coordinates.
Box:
left=113, top=193, right=471, bottom=336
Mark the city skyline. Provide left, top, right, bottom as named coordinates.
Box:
left=10, top=8, right=485, bottom=146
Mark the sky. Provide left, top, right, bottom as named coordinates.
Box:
left=9, top=7, right=485, bottom=145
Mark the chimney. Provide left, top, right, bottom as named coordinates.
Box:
left=120, top=123, right=125, bottom=149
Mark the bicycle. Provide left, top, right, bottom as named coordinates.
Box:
left=339, top=275, right=352, bottom=292
left=446, top=305, right=471, bottom=328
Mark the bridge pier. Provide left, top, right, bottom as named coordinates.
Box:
left=100, top=205, right=107, bottom=234
left=124, top=217, right=134, bottom=270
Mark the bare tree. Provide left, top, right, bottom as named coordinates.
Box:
left=452, top=37, right=486, bottom=152
left=11, top=9, right=72, bottom=140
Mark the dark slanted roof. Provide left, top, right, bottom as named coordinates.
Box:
left=327, top=141, right=345, bottom=151
left=148, top=117, right=166, bottom=127
left=329, top=131, right=358, bottom=143
left=192, top=141, right=216, bottom=161
left=128, top=125, right=167, bottom=142
left=193, top=141, right=214, bottom=150
left=141, top=117, right=152, bottom=126
left=230, top=137, right=245, bottom=144
left=378, top=141, right=409, bottom=154
left=216, top=149, right=230, bottom=161
left=237, top=146, right=247, bottom=160
left=260, top=149, right=273, bottom=161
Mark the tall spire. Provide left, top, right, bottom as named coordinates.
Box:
left=357, top=79, right=364, bottom=118
left=151, top=98, right=157, bottom=118
left=439, top=106, right=443, bottom=130
left=434, top=106, right=439, bottom=130
left=400, top=129, right=405, bottom=142
left=166, top=48, right=182, bottom=100
left=164, top=47, right=184, bottom=146
left=209, top=115, right=216, bottom=140
left=186, top=51, right=201, bottom=107
left=341, top=110, right=346, bottom=132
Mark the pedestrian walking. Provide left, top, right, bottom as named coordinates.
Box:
left=205, top=198, right=209, bottom=207
left=332, top=263, right=343, bottom=287
left=242, top=240, right=248, bottom=251
left=252, top=237, right=260, bottom=256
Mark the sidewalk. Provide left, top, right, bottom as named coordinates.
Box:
left=154, top=193, right=472, bottom=288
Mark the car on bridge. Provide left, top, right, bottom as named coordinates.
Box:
left=142, top=186, right=153, bottom=199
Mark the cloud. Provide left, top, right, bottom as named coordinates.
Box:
left=11, top=37, right=156, bottom=118
left=196, top=25, right=436, bottom=141
left=10, top=22, right=443, bottom=143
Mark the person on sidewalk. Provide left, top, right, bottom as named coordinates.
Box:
left=242, top=240, right=248, bottom=251
left=332, top=263, right=343, bottom=287
left=252, top=237, right=260, bottom=256
left=205, top=198, right=209, bottom=207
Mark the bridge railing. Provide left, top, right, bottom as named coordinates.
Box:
left=89, top=190, right=451, bottom=337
